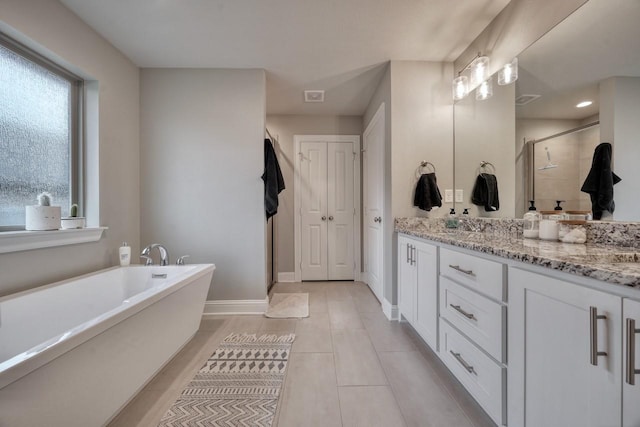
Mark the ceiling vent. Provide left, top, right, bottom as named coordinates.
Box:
left=304, top=90, right=325, bottom=103
left=515, top=94, right=541, bottom=106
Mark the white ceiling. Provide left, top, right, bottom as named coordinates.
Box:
left=59, top=0, right=510, bottom=115
left=516, top=0, right=640, bottom=120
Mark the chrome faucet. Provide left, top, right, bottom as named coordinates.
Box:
left=140, top=244, right=170, bottom=266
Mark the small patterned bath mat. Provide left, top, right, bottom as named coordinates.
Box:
left=158, top=333, right=295, bottom=427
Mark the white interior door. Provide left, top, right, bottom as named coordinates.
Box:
left=363, top=104, right=384, bottom=301
left=300, top=141, right=328, bottom=280
left=327, top=142, right=355, bottom=280
left=297, top=137, right=358, bottom=281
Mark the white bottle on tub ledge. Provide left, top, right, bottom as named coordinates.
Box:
left=119, top=242, right=131, bottom=266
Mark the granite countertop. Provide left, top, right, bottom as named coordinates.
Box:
left=395, top=218, right=640, bottom=288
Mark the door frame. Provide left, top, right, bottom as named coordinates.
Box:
left=294, top=134, right=361, bottom=282
left=362, top=103, right=385, bottom=291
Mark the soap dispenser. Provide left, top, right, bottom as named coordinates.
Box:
left=119, top=242, right=131, bottom=266
left=523, top=201, right=540, bottom=239
left=446, top=208, right=459, bottom=229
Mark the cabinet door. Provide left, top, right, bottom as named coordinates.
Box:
left=397, top=236, right=416, bottom=324
left=509, top=267, right=622, bottom=427
left=414, top=240, right=438, bottom=350
left=623, top=298, right=640, bottom=427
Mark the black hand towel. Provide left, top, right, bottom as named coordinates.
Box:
left=262, top=138, right=285, bottom=219
left=413, top=173, right=443, bottom=211
left=471, top=173, right=500, bottom=212
left=580, top=142, right=621, bottom=220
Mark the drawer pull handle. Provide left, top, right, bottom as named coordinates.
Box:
left=450, top=304, right=477, bottom=320
left=450, top=350, right=476, bottom=375
left=449, top=264, right=475, bottom=277
left=589, top=306, right=608, bottom=366
left=626, top=318, right=640, bottom=385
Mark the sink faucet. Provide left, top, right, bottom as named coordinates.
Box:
left=140, top=244, right=170, bottom=266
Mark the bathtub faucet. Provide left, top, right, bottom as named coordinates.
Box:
left=140, top=244, right=170, bottom=266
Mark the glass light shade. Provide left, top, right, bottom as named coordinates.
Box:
left=452, top=75, right=469, bottom=101
left=470, top=56, right=490, bottom=87
left=476, top=77, right=493, bottom=101
left=498, top=58, right=518, bottom=85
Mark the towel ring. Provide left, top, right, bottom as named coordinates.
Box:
left=479, top=161, right=496, bottom=173
left=416, top=161, right=436, bottom=178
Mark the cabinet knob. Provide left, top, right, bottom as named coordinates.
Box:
left=328, top=215, right=334, bottom=221
left=321, top=216, right=327, bottom=221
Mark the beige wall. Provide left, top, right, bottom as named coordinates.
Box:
left=363, top=61, right=453, bottom=306
left=0, top=0, right=140, bottom=296
left=265, top=115, right=363, bottom=275
left=140, top=68, right=267, bottom=301
left=455, top=78, right=515, bottom=217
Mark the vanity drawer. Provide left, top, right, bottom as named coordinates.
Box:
left=440, top=320, right=505, bottom=426
left=440, top=247, right=505, bottom=301
left=440, top=276, right=505, bottom=362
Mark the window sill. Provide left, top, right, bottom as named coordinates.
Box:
left=0, top=227, right=107, bottom=254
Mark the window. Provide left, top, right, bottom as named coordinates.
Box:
left=0, top=34, right=83, bottom=229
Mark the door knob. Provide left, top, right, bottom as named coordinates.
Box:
left=321, top=216, right=327, bottom=221
left=374, top=216, right=382, bottom=223
left=328, top=216, right=334, bottom=221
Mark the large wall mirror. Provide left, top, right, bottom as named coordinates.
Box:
left=454, top=0, right=640, bottom=221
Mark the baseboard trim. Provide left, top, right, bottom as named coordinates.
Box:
left=203, top=297, right=270, bottom=315
left=382, top=298, right=399, bottom=321
left=277, top=272, right=295, bottom=283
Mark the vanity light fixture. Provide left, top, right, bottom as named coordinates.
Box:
left=452, top=74, right=469, bottom=101
left=470, top=55, right=491, bottom=88
left=576, top=100, right=593, bottom=108
left=476, top=77, right=494, bottom=101
left=452, top=52, right=490, bottom=101
left=498, top=58, right=518, bottom=85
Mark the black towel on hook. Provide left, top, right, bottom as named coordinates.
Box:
left=262, top=138, right=285, bottom=219
left=471, top=173, right=500, bottom=212
left=413, top=173, right=443, bottom=211
left=580, top=142, right=621, bottom=220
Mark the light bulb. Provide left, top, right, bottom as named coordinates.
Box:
left=476, top=77, right=493, bottom=101
left=452, top=75, right=468, bottom=101
left=498, top=58, right=518, bottom=85
left=470, top=56, right=490, bottom=87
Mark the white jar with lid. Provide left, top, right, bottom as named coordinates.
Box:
left=539, top=211, right=563, bottom=241
left=558, top=220, right=587, bottom=243
left=523, top=211, right=540, bottom=239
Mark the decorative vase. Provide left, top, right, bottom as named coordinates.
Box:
left=25, top=205, right=61, bottom=230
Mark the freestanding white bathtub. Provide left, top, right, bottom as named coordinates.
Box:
left=0, top=264, right=215, bottom=427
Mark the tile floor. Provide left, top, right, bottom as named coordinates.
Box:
left=108, top=281, right=496, bottom=427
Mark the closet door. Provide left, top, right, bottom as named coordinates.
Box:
left=300, top=141, right=328, bottom=280
left=327, top=142, right=355, bottom=280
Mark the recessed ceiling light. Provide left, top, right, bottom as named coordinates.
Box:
left=576, top=101, right=593, bottom=108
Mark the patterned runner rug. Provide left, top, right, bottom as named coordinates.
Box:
left=158, top=333, right=295, bottom=427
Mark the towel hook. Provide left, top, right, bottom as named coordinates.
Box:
left=479, top=161, right=495, bottom=173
